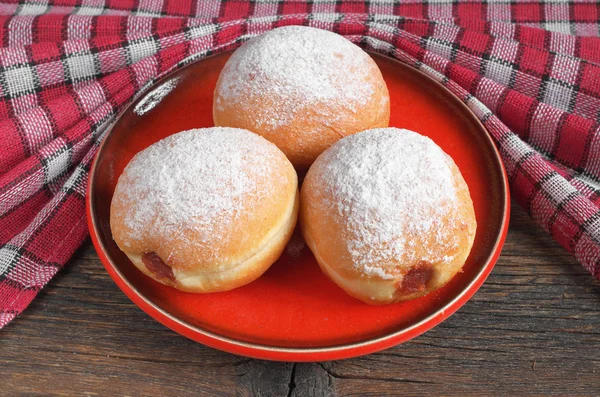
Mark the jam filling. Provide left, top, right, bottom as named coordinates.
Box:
left=398, top=261, right=433, bottom=294
left=141, top=252, right=175, bottom=282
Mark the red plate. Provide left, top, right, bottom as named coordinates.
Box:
left=87, top=52, right=509, bottom=361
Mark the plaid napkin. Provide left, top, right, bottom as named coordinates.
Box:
left=1, top=0, right=599, bottom=328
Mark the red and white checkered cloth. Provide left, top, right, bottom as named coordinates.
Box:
left=1, top=0, right=599, bottom=328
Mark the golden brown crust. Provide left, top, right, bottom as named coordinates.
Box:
left=213, top=76, right=390, bottom=168
left=300, top=134, right=477, bottom=304
left=110, top=128, right=299, bottom=293
left=212, top=27, right=390, bottom=168
left=122, top=192, right=298, bottom=293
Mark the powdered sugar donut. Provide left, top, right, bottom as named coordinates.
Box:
left=213, top=25, right=390, bottom=168
left=300, top=128, right=476, bottom=304
left=110, top=127, right=299, bottom=293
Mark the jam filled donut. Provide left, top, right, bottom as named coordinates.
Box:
left=213, top=25, right=390, bottom=168
left=300, top=128, right=477, bottom=304
left=110, top=127, right=299, bottom=293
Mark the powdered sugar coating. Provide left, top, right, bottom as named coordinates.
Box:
left=215, top=25, right=379, bottom=130
left=111, top=128, right=288, bottom=262
left=308, top=128, right=464, bottom=279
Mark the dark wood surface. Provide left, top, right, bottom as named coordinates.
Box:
left=2, top=203, right=599, bottom=396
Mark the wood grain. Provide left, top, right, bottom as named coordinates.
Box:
left=1, top=203, right=599, bottom=396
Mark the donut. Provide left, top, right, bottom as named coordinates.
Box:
left=213, top=25, right=390, bottom=168
left=110, top=127, right=299, bottom=293
left=300, top=128, right=477, bottom=304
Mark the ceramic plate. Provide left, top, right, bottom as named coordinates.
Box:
left=87, top=52, right=510, bottom=361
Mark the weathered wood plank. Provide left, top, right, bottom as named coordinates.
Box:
left=1, top=204, right=598, bottom=396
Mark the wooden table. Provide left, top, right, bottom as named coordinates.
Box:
left=2, top=203, right=599, bottom=396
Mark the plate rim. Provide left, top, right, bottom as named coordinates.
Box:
left=86, top=51, right=511, bottom=362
